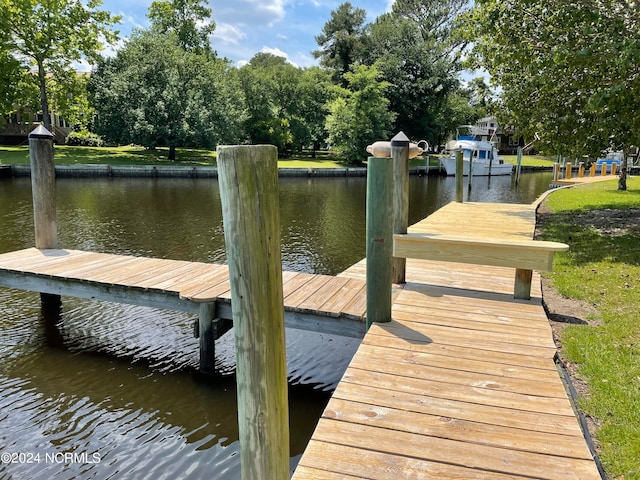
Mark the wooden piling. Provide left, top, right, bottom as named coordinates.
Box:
left=391, top=132, right=409, bottom=284
left=590, top=163, right=596, bottom=176
left=198, top=302, right=216, bottom=373
left=366, top=156, right=393, bottom=329
left=29, top=126, right=57, bottom=249
left=514, top=147, right=523, bottom=185
left=29, top=126, right=61, bottom=309
left=468, top=148, right=474, bottom=191
left=217, top=145, right=289, bottom=480
left=455, top=150, right=463, bottom=203
left=611, top=163, right=617, bottom=176
left=553, top=163, right=560, bottom=182
left=601, top=162, right=608, bottom=176
left=565, top=162, right=572, bottom=180
left=578, top=162, right=585, bottom=178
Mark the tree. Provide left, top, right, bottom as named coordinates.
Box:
left=238, top=53, right=306, bottom=154
left=0, top=51, right=39, bottom=117
left=2, top=0, right=119, bottom=131
left=313, top=2, right=368, bottom=85
left=90, top=31, right=245, bottom=159
left=363, top=0, right=468, bottom=144
left=325, top=64, right=396, bottom=165
left=298, top=67, right=334, bottom=155
left=466, top=77, right=497, bottom=119
left=148, top=0, right=215, bottom=55
left=465, top=0, right=640, bottom=189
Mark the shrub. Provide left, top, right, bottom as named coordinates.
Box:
left=66, top=131, right=104, bottom=147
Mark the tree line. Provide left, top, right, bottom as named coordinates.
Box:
left=2, top=0, right=638, bottom=168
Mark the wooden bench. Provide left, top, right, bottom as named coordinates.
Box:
left=393, top=233, right=569, bottom=299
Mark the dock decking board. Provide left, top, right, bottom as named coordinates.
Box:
left=293, top=201, right=600, bottom=479
left=0, top=247, right=367, bottom=337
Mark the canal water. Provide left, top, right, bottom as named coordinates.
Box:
left=0, top=172, right=552, bottom=479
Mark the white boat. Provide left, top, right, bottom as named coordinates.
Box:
left=441, top=127, right=513, bottom=176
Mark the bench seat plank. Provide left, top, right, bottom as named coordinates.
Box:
left=393, top=233, right=568, bottom=272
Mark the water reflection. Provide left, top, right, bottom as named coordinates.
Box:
left=0, top=172, right=552, bottom=479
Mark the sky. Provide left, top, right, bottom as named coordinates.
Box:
left=98, top=0, right=394, bottom=68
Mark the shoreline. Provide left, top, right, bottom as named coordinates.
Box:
left=0, top=163, right=554, bottom=179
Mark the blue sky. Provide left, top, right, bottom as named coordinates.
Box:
left=99, top=0, right=393, bottom=67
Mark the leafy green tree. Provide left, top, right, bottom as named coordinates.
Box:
left=49, top=68, right=93, bottom=130
left=89, top=31, right=245, bottom=159
left=0, top=51, right=39, bottom=117
left=238, top=53, right=306, bottom=154
left=466, top=77, right=496, bottom=119
left=148, top=0, right=215, bottom=55
left=363, top=0, right=468, bottom=144
left=298, top=67, right=334, bottom=155
left=325, top=64, right=396, bottom=165
left=313, top=2, right=368, bottom=85
left=465, top=0, right=640, bottom=190
left=1, top=0, right=119, bottom=130
left=433, top=88, right=478, bottom=148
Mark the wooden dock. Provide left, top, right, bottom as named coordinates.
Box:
left=0, top=248, right=368, bottom=338
left=0, top=199, right=601, bottom=478
left=554, top=173, right=619, bottom=186
left=293, top=202, right=601, bottom=479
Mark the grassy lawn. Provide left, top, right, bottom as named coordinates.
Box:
left=502, top=154, right=556, bottom=166
left=538, top=177, right=640, bottom=479
left=0, top=145, right=352, bottom=168
left=0, top=145, right=217, bottom=166
left=0, top=145, right=556, bottom=169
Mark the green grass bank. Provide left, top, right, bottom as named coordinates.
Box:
left=538, top=177, right=640, bottom=479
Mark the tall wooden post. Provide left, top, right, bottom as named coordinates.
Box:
left=553, top=163, right=560, bottom=182
left=29, top=126, right=57, bottom=249
left=514, top=147, right=523, bottom=185
left=29, top=126, right=60, bottom=308
left=578, top=162, right=585, bottom=178
left=455, top=149, right=463, bottom=203
left=198, top=302, right=216, bottom=373
left=468, top=149, right=474, bottom=191
left=566, top=162, right=572, bottom=180
left=217, top=145, right=289, bottom=480
left=391, top=132, right=409, bottom=284
left=366, top=156, right=393, bottom=330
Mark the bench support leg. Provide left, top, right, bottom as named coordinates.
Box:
left=514, top=269, right=533, bottom=300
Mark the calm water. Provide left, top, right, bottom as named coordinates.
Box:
left=0, top=172, right=552, bottom=479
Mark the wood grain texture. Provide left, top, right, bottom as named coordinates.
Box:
left=0, top=248, right=367, bottom=321
left=292, top=201, right=599, bottom=480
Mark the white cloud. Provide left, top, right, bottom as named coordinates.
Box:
left=213, top=23, right=248, bottom=45
left=100, top=37, right=126, bottom=59
left=118, top=12, right=147, bottom=32
left=73, top=58, right=93, bottom=72
left=215, top=0, right=286, bottom=27
left=260, top=46, right=297, bottom=66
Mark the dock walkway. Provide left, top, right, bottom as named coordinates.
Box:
left=294, top=202, right=601, bottom=479
left=0, top=248, right=367, bottom=338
